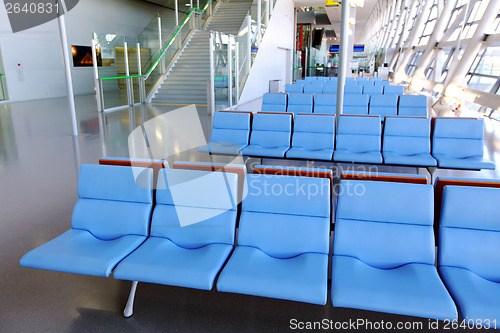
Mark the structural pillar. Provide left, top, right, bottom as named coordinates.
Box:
left=336, top=0, right=350, bottom=130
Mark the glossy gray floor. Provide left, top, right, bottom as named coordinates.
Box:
left=1, top=95, right=499, bottom=332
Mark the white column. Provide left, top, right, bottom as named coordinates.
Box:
left=209, top=32, right=215, bottom=115
left=413, top=0, right=455, bottom=79
left=443, top=0, right=500, bottom=95
left=57, top=13, right=78, bottom=136
left=175, top=0, right=179, bottom=26
left=235, top=41, right=240, bottom=102
left=257, top=0, right=262, bottom=44
left=336, top=0, right=350, bottom=128
left=91, top=39, right=102, bottom=112
left=228, top=36, right=233, bottom=107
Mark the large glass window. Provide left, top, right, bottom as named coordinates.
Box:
left=418, top=0, right=438, bottom=46
left=467, top=46, right=500, bottom=92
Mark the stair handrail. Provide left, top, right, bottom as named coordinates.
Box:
left=143, top=0, right=214, bottom=81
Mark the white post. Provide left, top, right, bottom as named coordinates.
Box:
left=209, top=31, right=216, bottom=115
left=137, top=42, right=145, bottom=103
left=175, top=0, right=179, bottom=26
left=235, top=40, right=240, bottom=102
left=265, top=0, right=269, bottom=26
left=257, top=0, right=262, bottom=44
left=228, top=35, right=233, bottom=107
left=124, top=42, right=133, bottom=106
left=57, top=13, right=78, bottom=136
left=158, top=15, right=164, bottom=72
left=335, top=0, right=349, bottom=129
left=91, top=39, right=102, bottom=112
left=246, top=15, right=252, bottom=72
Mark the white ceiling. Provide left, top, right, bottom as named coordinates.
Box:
left=293, top=0, right=378, bottom=43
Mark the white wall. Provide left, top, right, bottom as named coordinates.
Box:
left=0, top=0, right=162, bottom=102
left=238, top=0, right=295, bottom=104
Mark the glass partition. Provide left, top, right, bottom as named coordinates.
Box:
left=0, top=48, right=7, bottom=101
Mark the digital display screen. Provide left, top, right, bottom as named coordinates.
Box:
left=329, top=45, right=365, bottom=52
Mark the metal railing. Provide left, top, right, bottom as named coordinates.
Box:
left=92, top=0, right=220, bottom=112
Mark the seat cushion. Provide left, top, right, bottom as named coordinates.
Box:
left=217, top=246, right=328, bottom=305
left=113, top=237, right=233, bottom=290
left=286, top=147, right=334, bottom=161
left=433, top=154, right=495, bottom=170
left=440, top=266, right=500, bottom=322
left=198, top=142, right=246, bottom=155
left=332, top=255, right=458, bottom=320
left=20, top=229, right=146, bottom=277
left=242, top=145, right=289, bottom=157
left=383, top=152, right=437, bottom=166
left=334, top=150, right=382, bottom=164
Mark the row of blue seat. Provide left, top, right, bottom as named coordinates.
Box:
left=262, top=93, right=428, bottom=117
left=199, top=111, right=494, bottom=169
left=300, top=76, right=385, bottom=86
left=20, top=163, right=500, bottom=322
left=285, top=83, right=404, bottom=95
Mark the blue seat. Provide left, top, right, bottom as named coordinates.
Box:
left=374, top=80, right=390, bottom=87
left=287, top=93, right=313, bottom=114
left=198, top=111, right=251, bottom=155
left=217, top=174, right=330, bottom=305
left=113, top=168, right=238, bottom=290
left=384, top=85, right=404, bottom=95
left=20, top=164, right=154, bottom=277
left=316, top=77, right=328, bottom=84
left=314, top=94, right=336, bottom=114
left=305, top=77, right=316, bottom=83
left=399, top=95, right=428, bottom=117
left=242, top=113, right=292, bottom=157
left=296, top=79, right=306, bottom=85
left=356, top=77, right=369, bottom=82
left=344, top=84, right=363, bottom=94
left=370, top=77, right=382, bottom=81
left=357, top=80, right=374, bottom=87
left=254, top=164, right=334, bottom=182
left=345, top=77, right=356, bottom=83
left=362, top=85, right=383, bottom=95
left=304, top=85, right=323, bottom=94
left=285, top=84, right=303, bottom=93
left=432, top=118, right=495, bottom=169
left=286, top=114, right=335, bottom=160
left=369, top=95, right=398, bottom=118
left=262, top=93, right=287, bottom=112
left=332, top=180, right=458, bottom=320
left=439, top=186, right=500, bottom=323
left=343, top=94, right=369, bottom=115
left=383, top=117, right=437, bottom=166
left=334, top=115, right=383, bottom=164
left=323, top=85, right=337, bottom=94
left=326, top=77, right=338, bottom=85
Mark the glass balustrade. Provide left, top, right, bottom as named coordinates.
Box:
left=93, top=0, right=219, bottom=111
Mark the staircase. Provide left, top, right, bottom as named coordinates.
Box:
left=151, top=0, right=252, bottom=105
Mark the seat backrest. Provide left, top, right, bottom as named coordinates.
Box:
left=316, top=77, right=328, bottom=83
left=262, top=93, right=287, bottom=112
left=399, top=95, right=428, bottom=117
left=432, top=118, right=484, bottom=158
left=336, top=115, right=381, bottom=153
left=250, top=113, right=292, bottom=148
left=152, top=168, right=238, bottom=248
left=323, top=85, right=337, bottom=94
left=341, top=170, right=427, bottom=184
left=210, top=111, right=251, bottom=146
left=326, top=77, right=338, bottom=85
left=384, top=85, right=404, bottom=95
left=291, top=114, right=335, bottom=150
left=356, top=77, right=369, bottom=82
left=239, top=174, right=330, bottom=258
left=345, top=77, right=356, bottom=83
left=370, top=77, right=382, bottom=81
left=334, top=180, right=435, bottom=268
left=296, top=79, right=306, bottom=85
left=439, top=186, right=500, bottom=282
left=363, top=85, right=383, bottom=95
left=369, top=94, right=398, bottom=118
left=285, top=84, right=304, bottom=93
left=383, top=117, right=431, bottom=155
left=374, top=80, right=390, bottom=86
left=357, top=80, right=374, bottom=87
left=287, top=93, right=314, bottom=114
left=344, top=84, right=363, bottom=94
left=72, top=164, right=153, bottom=240
left=314, top=94, right=336, bottom=114
left=305, top=77, right=316, bottom=83
left=304, top=85, right=323, bottom=94
left=343, top=94, right=369, bottom=115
